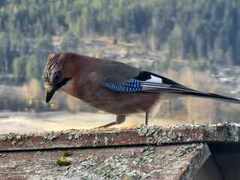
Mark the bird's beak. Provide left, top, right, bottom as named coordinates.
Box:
left=45, top=78, right=72, bottom=103
left=45, top=85, right=56, bottom=103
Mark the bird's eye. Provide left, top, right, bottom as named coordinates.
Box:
left=52, top=71, right=62, bottom=84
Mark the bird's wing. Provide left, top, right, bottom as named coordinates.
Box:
left=103, top=70, right=191, bottom=93
left=99, top=60, right=140, bottom=83
left=103, top=71, right=240, bottom=104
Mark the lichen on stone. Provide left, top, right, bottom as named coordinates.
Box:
left=56, top=156, right=72, bottom=166
left=56, top=152, right=72, bottom=166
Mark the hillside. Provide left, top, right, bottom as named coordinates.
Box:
left=0, top=0, right=240, bottom=84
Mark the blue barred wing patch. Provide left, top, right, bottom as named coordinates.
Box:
left=104, top=79, right=142, bottom=93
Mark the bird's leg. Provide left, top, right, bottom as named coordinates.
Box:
left=116, top=115, right=126, bottom=123
left=145, top=112, right=149, bottom=126
left=96, top=115, right=126, bottom=129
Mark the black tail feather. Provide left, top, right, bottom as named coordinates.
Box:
left=171, top=90, right=240, bottom=104
left=143, top=83, right=240, bottom=104
left=139, top=76, right=240, bottom=104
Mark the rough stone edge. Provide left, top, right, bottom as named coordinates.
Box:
left=0, top=122, right=239, bottom=151
left=179, top=144, right=211, bottom=180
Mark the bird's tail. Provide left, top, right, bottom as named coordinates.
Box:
left=137, top=72, right=240, bottom=104
left=142, top=83, right=240, bottom=104
left=172, top=89, right=240, bottom=104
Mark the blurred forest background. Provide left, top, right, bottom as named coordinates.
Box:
left=1, top=0, right=240, bottom=125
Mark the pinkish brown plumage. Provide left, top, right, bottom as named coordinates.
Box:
left=43, top=52, right=240, bottom=128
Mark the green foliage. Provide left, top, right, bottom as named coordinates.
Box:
left=12, top=56, right=26, bottom=81
left=0, top=0, right=240, bottom=83
left=61, top=31, right=80, bottom=52
left=26, top=55, right=41, bottom=81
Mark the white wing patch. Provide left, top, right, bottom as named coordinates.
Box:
left=140, top=75, right=172, bottom=91
left=145, top=75, right=162, bottom=83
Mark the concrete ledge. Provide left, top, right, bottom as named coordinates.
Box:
left=0, top=122, right=239, bottom=151
left=0, top=144, right=210, bottom=179
left=1, top=122, right=240, bottom=179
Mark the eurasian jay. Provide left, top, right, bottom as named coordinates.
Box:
left=43, top=53, right=240, bottom=128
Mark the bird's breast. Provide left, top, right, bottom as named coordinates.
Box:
left=81, top=85, right=159, bottom=114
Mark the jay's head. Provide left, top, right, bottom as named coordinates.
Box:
left=44, top=53, right=77, bottom=103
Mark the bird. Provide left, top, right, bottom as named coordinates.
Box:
left=43, top=52, right=240, bottom=128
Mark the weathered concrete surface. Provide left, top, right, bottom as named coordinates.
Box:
left=0, top=144, right=209, bottom=180
left=0, top=122, right=240, bottom=179
left=0, top=122, right=239, bottom=151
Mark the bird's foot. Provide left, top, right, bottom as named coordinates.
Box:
left=94, top=121, right=119, bottom=129
left=94, top=115, right=126, bottom=130
left=145, top=112, right=149, bottom=126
